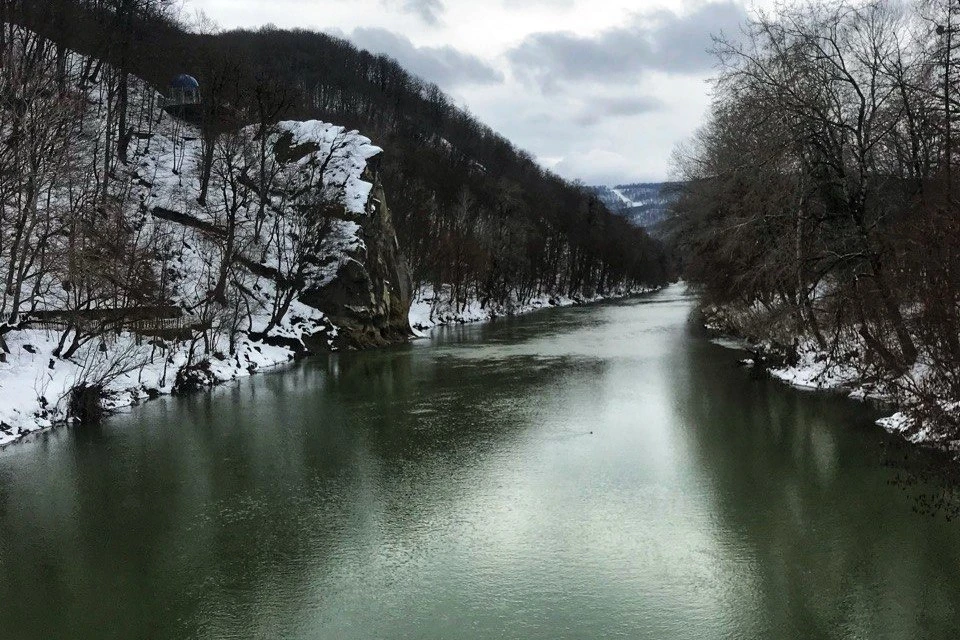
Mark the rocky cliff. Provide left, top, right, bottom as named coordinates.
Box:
left=132, top=114, right=413, bottom=354
left=0, top=46, right=415, bottom=443
left=301, top=177, right=413, bottom=349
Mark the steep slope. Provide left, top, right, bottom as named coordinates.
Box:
left=0, top=30, right=411, bottom=444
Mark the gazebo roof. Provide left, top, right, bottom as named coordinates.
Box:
left=170, top=74, right=199, bottom=90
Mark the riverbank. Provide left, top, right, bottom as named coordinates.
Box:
left=0, top=324, right=306, bottom=447
left=702, top=304, right=957, bottom=454
left=408, top=284, right=661, bottom=334
left=0, top=285, right=663, bottom=448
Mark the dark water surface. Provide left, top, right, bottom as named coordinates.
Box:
left=1, top=287, right=959, bottom=639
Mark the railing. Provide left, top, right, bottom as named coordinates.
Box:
left=26, top=312, right=205, bottom=335
left=125, top=315, right=204, bottom=333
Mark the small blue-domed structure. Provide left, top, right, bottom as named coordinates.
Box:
left=168, top=74, right=200, bottom=106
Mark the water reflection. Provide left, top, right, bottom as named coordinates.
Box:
left=0, top=288, right=957, bottom=639
left=670, top=330, right=960, bottom=638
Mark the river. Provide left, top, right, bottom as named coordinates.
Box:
left=0, top=286, right=958, bottom=639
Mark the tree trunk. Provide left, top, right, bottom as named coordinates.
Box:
left=199, top=137, right=216, bottom=205
left=869, top=255, right=918, bottom=365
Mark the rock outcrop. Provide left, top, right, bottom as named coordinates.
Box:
left=301, top=176, right=413, bottom=349
left=0, top=30, right=416, bottom=446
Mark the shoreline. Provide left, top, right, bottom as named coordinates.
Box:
left=408, top=284, right=663, bottom=334
left=0, top=328, right=303, bottom=449
left=0, top=286, right=664, bottom=450
left=705, top=324, right=954, bottom=456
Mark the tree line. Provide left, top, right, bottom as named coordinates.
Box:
left=7, top=0, right=671, bottom=320
left=0, top=0, right=391, bottom=388
left=670, top=0, right=960, bottom=435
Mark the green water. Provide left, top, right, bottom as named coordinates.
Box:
left=1, top=287, right=958, bottom=639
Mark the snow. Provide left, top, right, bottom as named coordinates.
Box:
left=710, top=336, right=750, bottom=351
left=609, top=187, right=660, bottom=209
left=709, top=326, right=959, bottom=451
left=877, top=412, right=911, bottom=435
left=276, top=120, right=382, bottom=215
left=766, top=343, right=861, bottom=392
left=0, top=34, right=384, bottom=448
left=611, top=188, right=639, bottom=208
left=408, top=284, right=660, bottom=334
left=0, top=328, right=297, bottom=447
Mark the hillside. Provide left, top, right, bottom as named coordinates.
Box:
left=0, top=24, right=411, bottom=443
left=591, top=182, right=682, bottom=234
left=12, top=0, right=671, bottom=308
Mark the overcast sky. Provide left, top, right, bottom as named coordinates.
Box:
left=184, top=0, right=769, bottom=185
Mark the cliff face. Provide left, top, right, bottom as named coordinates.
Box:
left=130, top=115, right=414, bottom=355
left=301, top=178, right=413, bottom=349
left=0, top=29, right=418, bottom=444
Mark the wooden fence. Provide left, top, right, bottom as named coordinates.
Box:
left=26, top=311, right=205, bottom=337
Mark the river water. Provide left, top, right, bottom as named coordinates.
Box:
left=1, top=286, right=959, bottom=639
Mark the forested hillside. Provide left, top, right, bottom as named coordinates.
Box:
left=0, top=4, right=415, bottom=441
left=591, top=183, right=681, bottom=233
left=10, top=0, right=671, bottom=312
left=669, top=0, right=960, bottom=445
left=0, top=0, right=670, bottom=443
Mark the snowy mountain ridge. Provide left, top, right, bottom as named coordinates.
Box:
left=591, top=182, right=682, bottom=233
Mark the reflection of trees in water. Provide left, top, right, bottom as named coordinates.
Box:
left=881, top=438, right=960, bottom=522
left=0, top=334, right=602, bottom=638
left=667, top=339, right=960, bottom=638
left=0, top=361, right=367, bottom=638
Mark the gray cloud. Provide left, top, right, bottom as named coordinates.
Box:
left=574, top=95, right=663, bottom=126
left=507, top=1, right=746, bottom=92
left=501, top=0, right=574, bottom=6
left=399, top=0, right=445, bottom=25
left=348, top=27, right=504, bottom=87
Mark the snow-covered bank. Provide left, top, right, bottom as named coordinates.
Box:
left=408, top=284, right=661, bottom=333
left=0, top=328, right=300, bottom=447
left=705, top=307, right=959, bottom=453
left=763, top=341, right=952, bottom=446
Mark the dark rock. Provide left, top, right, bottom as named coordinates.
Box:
left=173, top=362, right=216, bottom=393
left=252, top=333, right=309, bottom=358
left=67, top=384, right=105, bottom=424
left=299, top=180, right=413, bottom=349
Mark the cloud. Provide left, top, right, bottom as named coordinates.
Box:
left=574, top=95, right=663, bottom=126
left=347, top=27, right=504, bottom=87
left=506, top=1, right=746, bottom=92
left=398, top=0, right=445, bottom=26
left=501, top=0, right=574, bottom=6
left=457, top=67, right=711, bottom=184
left=553, top=148, right=644, bottom=185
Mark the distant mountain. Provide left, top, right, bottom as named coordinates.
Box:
left=591, top=182, right=683, bottom=234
